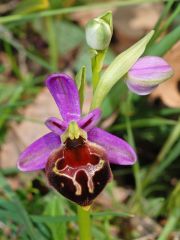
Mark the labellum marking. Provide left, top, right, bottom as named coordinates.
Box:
left=53, top=157, right=105, bottom=195
left=45, top=135, right=112, bottom=206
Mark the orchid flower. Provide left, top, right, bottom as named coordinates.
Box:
left=18, top=73, right=136, bottom=207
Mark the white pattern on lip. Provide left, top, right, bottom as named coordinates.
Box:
left=53, top=158, right=104, bottom=196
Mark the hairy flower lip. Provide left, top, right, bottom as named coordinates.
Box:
left=65, top=136, right=86, bottom=149
left=45, top=138, right=112, bottom=206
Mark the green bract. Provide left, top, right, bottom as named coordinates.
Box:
left=91, top=30, right=154, bottom=109
left=75, top=66, right=86, bottom=108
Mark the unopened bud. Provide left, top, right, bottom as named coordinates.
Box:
left=125, top=56, right=173, bottom=95
left=85, top=12, right=112, bottom=51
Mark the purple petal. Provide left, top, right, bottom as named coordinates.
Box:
left=17, top=132, right=61, bottom=172
left=88, top=127, right=137, bottom=165
left=126, top=81, right=157, bottom=95
left=126, top=56, right=173, bottom=95
left=45, top=117, right=67, bottom=135
left=129, top=56, right=173, bottom=81
left=46, top=73, right=81, bottom=122
left=78, top=109, right=101, bottom=132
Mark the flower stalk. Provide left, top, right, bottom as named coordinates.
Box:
left=46, top=16, right=58, bottom=71
left=91, top=50, right=106, bottom=90
left=124, top=102, right=142, bottom=212
left=78, top=206, right=92, bottom=240
left=86, top=12, right=113, bottom=91
left=157, top=210, right=179, bottom=240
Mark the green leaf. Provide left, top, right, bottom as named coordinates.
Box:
left=92, top=227, right=107, bottom=240
left=0, top=85, right=24, bottom=129
left=75, top=66, right=86, bottom=109
left=101, top=80, right=127, bottom=119
left=13, top=0, right=48, bottom=14
left=0, top=25, right=53, bottom=70
left=91, top=30, right=154, bottom=109
left=143, top=139, right=180, bottom=187
left=0, top=173, right=44, bottom=240
left=34, top=20, right=84, bottom=56
left=167, top=182, right=180, bottom=212
left=48, top=0, right=62, bottom=8
left=74, top=45, right=92, bottom=82
left=0, top=83, right=16, bottom=103
left=0, top=64, right=5, bottom=73
left=32, top=215, right=76, bottom=223
left=143, top=198, right=165, bottom=217
left=92, top=211, right=134, bottom=218
left=157, top=119, right=180, bottom=163
left=43, top=195, right=67, bottom=240
left=55, top=20, right=84, bottom=55
left=145, top=26, right=180, bottom=56
left=110, top=117, right=177, bottom=131
left=0, top=0, right=159, bottom=25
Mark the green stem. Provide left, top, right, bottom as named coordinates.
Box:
left=154, top=0, right=174, bottom=32
left=158, top=211, right=179, bottom=240
left=0, top=25, right=54, bottom=70
left=125, top=116, right=142, bottom=202
left=3, top=41, right=22, bottom=80
left=124, top=93, right=142, bottom=212
left=146, top=141, right=180, bottom=189
left=77, top=206, right=91, bottom=240
left=91, top=50, right=106, bottom=91
left=109, top=117, right=176, bottom=131
left=0, top=85, right=24, bottom=129
left=153, top=3, right=180, bottom=42
left=147, top=0, right=175, bottom=47
left=156, top=118, right=180, bottom=163
left=92, top=63, right=100, bottom=90
left=142, top=120, right=180, bottom=188
left=0, top=0, right=161, bottom=25
left=145, top=26, right=180, bottom=56
left=46, top=16, right=58, bottom=71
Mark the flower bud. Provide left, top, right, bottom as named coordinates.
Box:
left=125, top=56, right=173, bottom=95
left=85, top=13, right=112, bottom=50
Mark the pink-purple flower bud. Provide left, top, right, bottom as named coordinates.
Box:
left=125, top=56, right=173, bottom=95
